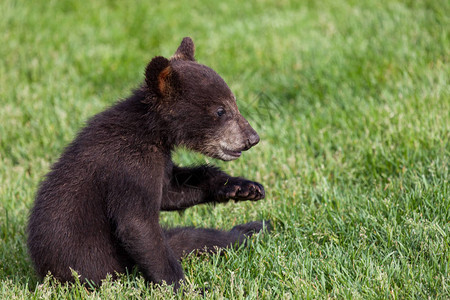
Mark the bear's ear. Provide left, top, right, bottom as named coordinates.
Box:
left=145, top=56, right=179, bottom=98
left=171, top=37, right=195, bottom=61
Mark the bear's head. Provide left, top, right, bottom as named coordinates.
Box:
left=144, top=37, right=260, bottom=161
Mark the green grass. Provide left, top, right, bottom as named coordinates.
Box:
left=1, top=0, right=448, bottom=298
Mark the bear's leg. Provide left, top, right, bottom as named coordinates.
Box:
left=33, top=235, right=130, bottom=286
left=164, top=221, right=270, bottom=260
left=161, top=165, right=265, bottom=211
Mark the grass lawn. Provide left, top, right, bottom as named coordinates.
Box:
left=0, top=0, right=448, bottom=298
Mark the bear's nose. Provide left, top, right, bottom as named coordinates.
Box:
left=246, top=133, right=260, bottom=149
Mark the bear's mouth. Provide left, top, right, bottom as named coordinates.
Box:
left=222, top=149, right=242, bottom=158
left=221, top=148, right=242, bottom=159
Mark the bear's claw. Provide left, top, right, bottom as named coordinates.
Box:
left=216, top=178, right=265, bottom=202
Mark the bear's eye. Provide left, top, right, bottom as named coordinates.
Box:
left=217, top=107, right=226, bottom=117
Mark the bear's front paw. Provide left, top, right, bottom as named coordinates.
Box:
left=215, top=178, right=265, bottom=202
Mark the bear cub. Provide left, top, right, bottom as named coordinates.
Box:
left=28, top=37, right=267, bottom=289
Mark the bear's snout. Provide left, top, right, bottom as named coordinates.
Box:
left=239, top=116, right=260, bottom=151
left=245, top=131, right=260, bottom=150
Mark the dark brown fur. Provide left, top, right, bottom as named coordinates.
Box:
left=27, top=37, right=267, bottom=289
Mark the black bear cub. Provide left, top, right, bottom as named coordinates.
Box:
left=28, top=37, right=267, bottom=289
